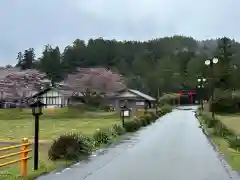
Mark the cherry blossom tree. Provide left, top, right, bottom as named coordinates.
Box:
left=63, top=68, right=126, bottom=97
left=0, top=68, right=50, bottom=107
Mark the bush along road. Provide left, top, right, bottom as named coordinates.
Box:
left=37, top=106, right=235, bottom=180
left=197, top=109, right=240, bottom=180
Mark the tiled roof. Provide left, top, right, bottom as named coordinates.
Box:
left=128, top=89, right=156, bottom=101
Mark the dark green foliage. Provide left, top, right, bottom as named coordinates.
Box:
left=159, top=93, right=178, bottom=106
left=13, top=35, right=235, bottom=97
left=83, top=95, right=104, bottom=109
left=124, top=111, right=161, bottom=132
left=48, top=109, right=171, bottom=162
left=158, top=104, right=173, bottom=115
left=207, top=119, right=219, bottom=128
left=124, top=120, right=141, bottom=132
left=107, top=127, right=118, bottom=138
left=156, top=110, right=164, bottom=117
left=139, top=116, right=149, bottom=127
left=200, top=112, right=212, bottom=124
left=200, top=112, right=218, bottom=128
left=144, top=115, right=153, bottom=124
left=48, top=133, right=93, bottom=161
left=199, top=111, right=235, bottom=139
left=93, top=129, right=111, bottom=145
left=210, top=89, right=238, bottom=113
left=39, top=45, right=63, bottom=83
left=112, top=124, right=125, bottom=135
left=215, top=37, right=233, bottom=89
left=149, top=112, right=158, bottom=121
left=228, top=136, right=240, bottom=150
left=15, top=35, right=240, bottom=103
left=214, top=122, right=235, bottom=137
left=16, top=48, right=35, bottom=70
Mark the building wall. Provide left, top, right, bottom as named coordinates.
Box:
left=40, top=89, right=68, bottom=108
left=108, top=98, right=147, bottom=111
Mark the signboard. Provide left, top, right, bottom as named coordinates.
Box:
left=136, top=101, right=144, bottom=106
left=121, top=110, right=130, bottom=117
left=123, top=110, right=130, bottom=117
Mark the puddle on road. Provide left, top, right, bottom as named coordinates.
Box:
left=175, top=105, right=198, bottom=111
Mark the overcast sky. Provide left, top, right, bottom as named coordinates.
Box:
left=0, top=0, right=239, bottom=66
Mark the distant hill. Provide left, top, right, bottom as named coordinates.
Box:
left=13, top=35, right=240, bottom=96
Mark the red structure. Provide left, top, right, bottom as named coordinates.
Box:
left=176, top=90, right=196, bottom=105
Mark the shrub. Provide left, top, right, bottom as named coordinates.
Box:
left=149, top=112, right=158, bottom=121
left=124, top=120, right=141, bottom=132
left=112, top=124, right=125, bottom=135
left=107, top=127, right=118, bottom=138
left=228, top=136, right=240, bottom=150
left=207, top=119, right=219, bottom=128
left=144, top=115, right=153, bottom=124
left=159, top=93, right=178, bottom=106
left=221, top=124, right=235, bottom=137
left=139, top=116, right=149, bottom=126
left=200, top=112, right=235, bottom=137
left=93, top=128, right=111, bottom=145
left=136, top=112, right=158, bottom=127
left=159, top=104, right=172, bottom=115
left=210, top=89, right=238, bottom=113
left=213, top=121, right=235, bottom=137
left=48, top=133, right=93, bottom=161
left=156, top=110, right=163, bottom=117
left=201, top=112, right=213, bottom=126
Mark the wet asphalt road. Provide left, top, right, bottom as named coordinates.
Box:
left=37, top=107, right=233, bottom=180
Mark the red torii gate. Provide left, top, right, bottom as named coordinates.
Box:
left=176, top=90, right=196, bottom=105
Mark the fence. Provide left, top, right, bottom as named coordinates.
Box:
left=0, top=138, right=32, bottom=177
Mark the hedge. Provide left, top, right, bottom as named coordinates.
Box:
left=198, top=111, right=238, bottom=151
left=48, top=105, right=172, bottom=161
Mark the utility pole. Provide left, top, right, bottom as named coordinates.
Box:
left=205, top=58, right=219, bottom=119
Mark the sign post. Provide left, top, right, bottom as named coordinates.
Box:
left=120, top=105, right=130, bottom=127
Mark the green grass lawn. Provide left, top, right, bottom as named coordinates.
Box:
left=217, top=114, right=240, bottom=135
left=212, top=136, right=240, bottom=171
left=0, top=108, right=121, bottom=179
left=0, top=108, right=120, bottom=142
left=0, top=117, right=120, bottom=142
left=0, top=143, right=71, bottom=180
left=216, top=114, right=240, bottom=170
left=200, top=112, right=240, bottom=170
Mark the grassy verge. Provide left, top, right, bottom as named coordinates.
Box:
left=0, top=109, right=120, bottom=179
left=0, top=109, right=120, bottom=142
left=0, top=117, right=120, bottom=179
left=197, top=110, right=240, bottom=171
left=0, top=143, right=72, bottom=180
left=217, top=114, right=240, bottom=135
left=0, top=117, right=120, bottom=142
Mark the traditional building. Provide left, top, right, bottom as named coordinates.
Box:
left=106, top=89, right=156, bottom=111
left=30, top=86, right=84, bottom=108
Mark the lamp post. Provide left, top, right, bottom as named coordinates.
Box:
left=197, top=78, right=206, bottom=111
left=155, top=87, right=160, bottom=114
left=205, top=58, right=219, bottom=119
left=0, top=89, right=3, bottom=108
left=120, top=104, right=130, bottom=127
left=30, top=98, right=45, bottom=170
